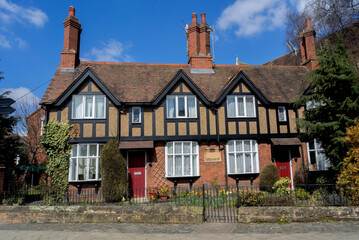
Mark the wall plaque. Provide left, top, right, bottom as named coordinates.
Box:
left=204, top=148, right=221, bottom=163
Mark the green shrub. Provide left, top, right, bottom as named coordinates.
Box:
left=100, top=139, right=128, bottom=202
left=295, top=188, right=311, bottom=200
left=273, top=177, right=292, bottom=196
left=259, top=164, right=280, bottom=192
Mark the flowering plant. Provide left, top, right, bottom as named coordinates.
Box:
left=161, top=186, right=168, bottom=195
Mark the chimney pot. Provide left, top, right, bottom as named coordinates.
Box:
left=201, top=13, right=206, bottom=23
left=69, top=6, right=75, bottom=16
left=306, top=18, right=311, bottom=27
left=192, top=13, right=197, bottom=23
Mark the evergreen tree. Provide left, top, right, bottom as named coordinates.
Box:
left=296, top=34, right=359, bottom=170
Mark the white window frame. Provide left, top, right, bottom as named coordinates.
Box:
left=226, top=95, right=256, bottom=118
left=226, top=140, right=259, bottom=174
left=40, top=115, right=45, bottom=136
left=166, top=95, right=197, bottom=119
left=69, top=143, right=104, bottom=182
left=132, top=107, right=141, bottom=123
left=307, top=139, right=331, bottom=171
left=72, top=95, right=106, bottom=119
left=165, top=141, right=200, bottom=177
left=278, top=106, right=287, bottom=122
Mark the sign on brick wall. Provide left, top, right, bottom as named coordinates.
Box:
left=204, top=148, right=221, bottom=163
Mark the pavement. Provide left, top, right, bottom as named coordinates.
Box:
left=0, top=221, right=358, bottom=239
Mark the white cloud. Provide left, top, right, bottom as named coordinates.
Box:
left=0, top=35, right=10, bottom=48
left=84, top=39, right=134, bottom=62
left=290, top=0, right=310, bottom=12
left=1, top=87, right=40, bottom=105
left=0, top=0, right=48, bottom=27
left=216, top=0, right=287, bottom=37
left=0, top=34, right=27, bottom=49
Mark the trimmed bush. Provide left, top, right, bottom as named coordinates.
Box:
left=259, top=164, right=280, bottom=192
left=100, top=139, right=128, bottom=202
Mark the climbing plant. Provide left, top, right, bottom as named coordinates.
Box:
left=41, top=120, right=72, bottom=205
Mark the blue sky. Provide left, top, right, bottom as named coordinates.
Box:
left=0, top=0, right=307, bottom=104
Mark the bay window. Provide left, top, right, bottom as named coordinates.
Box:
left=166, top=141, right=199, bottom=177
left=69, top=143, right=104, bottom=181
left=227, top=95, right=256, bottom=117
left=227, top=140, right=259, bottom=174
left=307, top=139, right=331, bottom=171
left=166, top=95, right=197, bottom=118
left=72, top=95, right=106, bottom=119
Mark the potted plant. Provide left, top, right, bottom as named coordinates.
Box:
left=160, top=186, right=168, bottom=200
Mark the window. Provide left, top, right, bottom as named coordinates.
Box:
left=227, top=140, right=259, bottom=174
left=166, top=95, right=197, bottom=118
left=166, top=141, right=199, bottom=177
left=307, top=139, right=331, bottom=171
left=278, top=106, right=287, bottom=122
left=72, top=95, right=106, bottom=119
left=40, top=115, right=45, bottom=136
left=132, top=107, right=141, bottom=123
left=69, top=143, right=104, bottom=181
left=227, top=96, right=256, bottom=117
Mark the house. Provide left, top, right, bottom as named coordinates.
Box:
left=39, top=6, right=317, bottom=191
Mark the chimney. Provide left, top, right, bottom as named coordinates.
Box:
left=60, top=6, right=82, bottom=71
left=298, top=18, right=317, bottom=70
left=186, top=12, right=213, bottom=72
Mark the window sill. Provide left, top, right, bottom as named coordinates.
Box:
left=227, top=172, right=259, bottom=175
left=69, top=180, right=101, bottom=183
left=166, top=175, right=200, bottom=178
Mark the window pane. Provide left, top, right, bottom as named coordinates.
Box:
left=73, top=96, right=83, bottom=118
left=167, top=155, right=173, bottom=176
left=187, top=96, right=196, bottom=118
left=228, top=153, right=235, bottom=174
left=88, top=158, right=96, bottom=180
left=167, top=97, right=176, bottom=118
left=175, top=156, right=182, bottom=176
left=278, top=107, right=286, bottom=121
left=253, top=153, right=258, bottom=172
left=71, top=145, right=78, bottom=157
left=178, top=97, right=185, bottom=117
left=132, top=108, right=140, bottom=123
left=317, top=151, right=325, bottom=170
left=245, top=153, right=252, bottom=172
left=167, top=142, right=173, bottom=154
left=310, top=151, right=316, bottom=165
left=184, top=155, right=191, bottom=175
left=78, top=158, right=87, bottom=180
left=227, top=97, right=236, bottom=117
left=79, top=144, right=87, bottom=156
left=192, top=155, right=197, bottom=175
left=243, top=141, right=251, bottom=151
left=85, top=96, right=93, bottom=117
left=236, top=153, right=244, bottom=173
left=236, top=140, right=242, bottom=152
left=89, top=145, right=97, bottom=156
left=237, top=97, right=244, bottom=116
left=246, top=97, right=255, bottom=117
left=95, top=96, right=105, bottom=118
left=98, top=159, right=101, bottom=179
left=183, top=142, right=191, bottom=153
left=192, top=142, right=197, bottom=153
left=228, top=140, right=234, bottom=152
left=309, top=140, right=315, bottom=150
left=175, top=142, right=182, bottom=154
left=69, top=158, right=77, bottom=181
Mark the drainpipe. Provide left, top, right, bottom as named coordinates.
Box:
left=214, top=107, right=228, bottom=187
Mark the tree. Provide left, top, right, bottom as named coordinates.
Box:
left=285, top=0, right=359, bottom=50
left=41, top=120, right=72, bottom=204
left=295, top=35, right=359, bottom=171
left=337, top=119, right=359, bottom=204
left=100, top=139, right=128, bottom=202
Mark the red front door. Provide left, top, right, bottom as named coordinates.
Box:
left=274, top=147, right=292, bottom=188
left=128, top=151, right=146, bottom=198
left=276, top=161, right=291, bottom=179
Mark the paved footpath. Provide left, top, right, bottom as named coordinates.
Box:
left=0, top=221, right=358, bottom=240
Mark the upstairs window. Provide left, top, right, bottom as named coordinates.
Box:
left=227, top=96, right=256, bottom=118
left=307, top=139, right=331, bottom=171
left=166, top=95, right=197, bottom=118
left=132, top=107, right=141, bottom=123
left=278, top=106, right=287, bottom=122
left=72, top=95, right=106, bottom=119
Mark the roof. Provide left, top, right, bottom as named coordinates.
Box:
left=41, top=62, right=309, bottom=105
left=264, top=22, right=359, bottom=66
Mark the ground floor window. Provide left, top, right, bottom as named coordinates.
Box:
left=69, top=143, right=104, bottom=181
left=166, top=141, right=199, bottom=177
left=227, top=140, right=259, bottom=174
left=307, top=139, right=331, bottom=171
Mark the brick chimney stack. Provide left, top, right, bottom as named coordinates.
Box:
left=186, top=13, right=213, bottom=72
left=298, top=18, right=317, bottom=70
left=60, top=6, right=82, bottom=71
